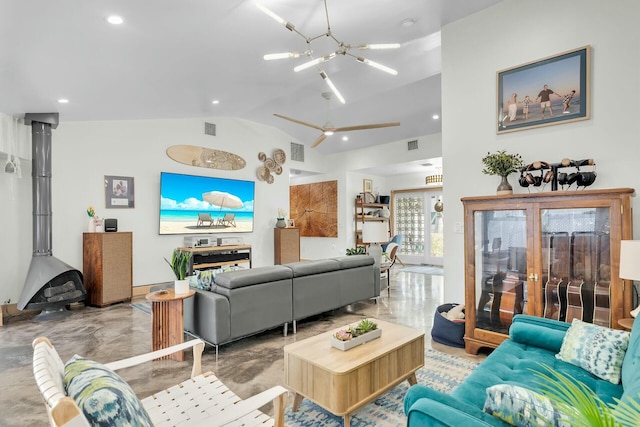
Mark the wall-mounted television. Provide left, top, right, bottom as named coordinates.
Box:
left=159, top=172, right=255, bottom=235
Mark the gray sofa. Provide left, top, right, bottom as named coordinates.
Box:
left=183, top=255, right=380, bottom=352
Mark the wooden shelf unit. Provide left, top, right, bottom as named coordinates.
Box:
left=355, top=198, right=389, bottom=246
left=83, top=232, right=133, bottom=307
left=274, top=228, right=300, bottom=264
left=177, top=245, right=252, bottom=275
left=461, top=188, right=634, bottom=355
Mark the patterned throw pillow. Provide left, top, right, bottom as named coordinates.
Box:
left=195, top=266, right=242, bottom=291
left=484, top=384, right=569, bottom=427
left=556, top=319, right=630, bottom=384
left=195, top=269, right=217, bottom=290
left=188, top=275, right=198, bottom=289
left=64, top=355, right=154, bottom=427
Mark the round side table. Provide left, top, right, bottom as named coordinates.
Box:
left=146, top=289, right=195, bottom=361
left=618, top=318, right=635, bottom=331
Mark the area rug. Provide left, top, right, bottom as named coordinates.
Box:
left=284, top=349, right=478, bottom=427
left=398, top=265, right=444, bottom=275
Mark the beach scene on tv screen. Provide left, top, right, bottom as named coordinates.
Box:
left=159, top=172, right=255, bottom=234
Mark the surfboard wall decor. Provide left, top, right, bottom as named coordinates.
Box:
left=166, top=145, right=246, bottom=170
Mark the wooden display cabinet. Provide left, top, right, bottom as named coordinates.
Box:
left=461, top=188, right=634, bottom=354
left=83, top=232, right=133, bottom=307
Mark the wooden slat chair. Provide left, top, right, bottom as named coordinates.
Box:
left=32, top=337, right=287, bottom=427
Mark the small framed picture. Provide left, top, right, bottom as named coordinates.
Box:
left=105, top=175, right=135, bottom=208
left=363, top=179, right=373, bottom=193
left=287, top=219, right=295, bottom=228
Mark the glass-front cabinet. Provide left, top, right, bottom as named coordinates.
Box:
left=462, top=188, right=634, bottom=355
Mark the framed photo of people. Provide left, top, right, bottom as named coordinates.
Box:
left=496, top=46, right=590, bottom=134
left=104, top=175, right=135, bottom=208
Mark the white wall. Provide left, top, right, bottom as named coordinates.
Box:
left=1, top=112, right=441, bottom=303
left=0, top=117, right=294, bottom=303
left=441, top=0, right=640, bottom=304
left=0, top=160, right=32, bottom=305
left=51, top=117, right=295, bottom=287
left=0, top=113, right=32, bottom=305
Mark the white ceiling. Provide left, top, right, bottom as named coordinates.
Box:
left=0, top=0, right=502, bottom=157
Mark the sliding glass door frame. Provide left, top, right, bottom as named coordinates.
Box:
left=391, top=187, right=444, bottom=266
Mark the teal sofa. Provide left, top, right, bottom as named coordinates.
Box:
left=404, top=314, right=640, bottom=426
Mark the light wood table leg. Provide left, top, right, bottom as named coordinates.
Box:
left=344, top=414, right=351, bottom=427
left=151, top=299, right=186, bottom=361
left=146, top=289, right=195, bottom=362
left=292, top=393, right=304, bottom=412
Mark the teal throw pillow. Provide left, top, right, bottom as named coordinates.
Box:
left=484, top=384, right=569, bottom=427
left=556, top=319, right=630, bottom=384
left=64, top=355, right=154, bottom=427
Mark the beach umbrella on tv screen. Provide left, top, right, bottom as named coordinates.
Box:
left=202, top=191, right=243, bottom=220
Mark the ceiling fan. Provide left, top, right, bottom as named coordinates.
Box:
left=274, top=92, right=400, bottom=148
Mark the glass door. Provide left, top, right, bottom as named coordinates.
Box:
left=394, top=190, right=443, bottom=266
left=473, top=209, right=527, bottom=335
left=540, top=207, right=611, bottom=327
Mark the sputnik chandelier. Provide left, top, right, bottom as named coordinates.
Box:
left=256, top=1, right=400, bottom=104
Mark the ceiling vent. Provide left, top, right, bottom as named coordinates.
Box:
left=291, top=142, right=304, bottom=162
left=407, top=140, right=418, bottom=150
left=204, top=122, right=216, bottom=136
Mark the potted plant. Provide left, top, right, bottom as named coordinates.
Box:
left=331, top=319, right=381, bottom=350
left=346, top=246, right=366, bottom=255
left=86, top=206, right=100, bottom=232
left=276, top=208, right=287, bottom=228
left=351, top=318, right=377, bottom=335
left=481, top=149, right=524, bottom=195
left=164, top=249, right=192, bottom=294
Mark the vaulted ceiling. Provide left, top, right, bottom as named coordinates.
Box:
left=0, top=0, right=502, bottom=155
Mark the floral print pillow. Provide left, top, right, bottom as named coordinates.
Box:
left=484, top=384, right=569, bottom=427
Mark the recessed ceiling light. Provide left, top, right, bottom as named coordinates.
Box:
left=57, top=99, right=69, bottom=104
left=106, top=15, right=124, bottom=25
left=432, top=114, right=440, bottom=120
left=212, top=100, right=220, bottom=105
left=342, top=136, right=348, bottom=141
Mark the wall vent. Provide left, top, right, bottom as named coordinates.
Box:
left=407, top=140, right=418, bottom=150
left=204, top=122, right=216, bottom=136
left=291, top=142, right=304, bottom=162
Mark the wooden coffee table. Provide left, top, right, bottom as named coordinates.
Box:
left=284, top=319, right=424, bottom=426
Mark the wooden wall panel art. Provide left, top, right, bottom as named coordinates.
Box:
left=290, top=180, right=338, bottom=237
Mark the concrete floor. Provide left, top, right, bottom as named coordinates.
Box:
left=0, top=268, right=485, bottom=427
